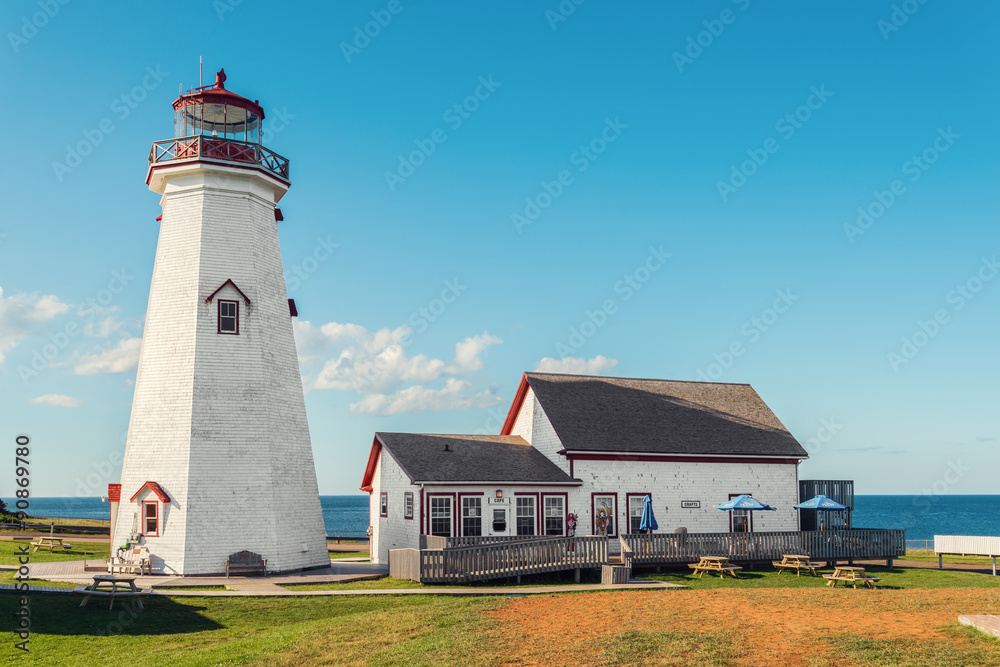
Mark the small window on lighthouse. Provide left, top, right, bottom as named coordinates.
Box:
left=142, top=501, right=158, bottom=536
left=218, top=300, right=239, bottom=334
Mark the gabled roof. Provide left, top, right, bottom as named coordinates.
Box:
left=502, top=372, right=808, bottom=459
left=204, top=279, right=250, bottom=305
left=360, top=433, right=579, bottom=491
left=130, top=481, right=170, bottom=503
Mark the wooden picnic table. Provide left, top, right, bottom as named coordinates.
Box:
left=823, top=565, right=880, bottom=589
left=74, top=574, right=152, bottom=609
left=773, top=554, right=823, bottom=576
left=688, top=555, right=742, bottom=579
left=31, top=536, right=70, bottom=552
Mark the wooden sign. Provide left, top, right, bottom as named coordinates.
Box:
left=681, top=500, right=700, bottom=509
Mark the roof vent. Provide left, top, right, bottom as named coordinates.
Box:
left=443, top=443, right=451, bottom=452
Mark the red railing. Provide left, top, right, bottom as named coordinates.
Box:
left=149, top=135, right=289, bottom=181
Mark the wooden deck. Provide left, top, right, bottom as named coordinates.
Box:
left=391, top=529, right=904, bottom=584
left=621, top=529, right=905, bottom=565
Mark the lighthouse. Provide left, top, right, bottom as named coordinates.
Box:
left=111, top=69, right=329, bottom=575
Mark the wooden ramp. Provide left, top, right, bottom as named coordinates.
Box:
left=391, top=535, right=607, bottom=584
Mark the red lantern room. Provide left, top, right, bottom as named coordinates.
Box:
left=148, top=68, right=289, bottom=184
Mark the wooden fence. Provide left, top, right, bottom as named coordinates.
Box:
left=392, top=535, right=607, bottom=584
left=620, top=529, right=905, bottom=564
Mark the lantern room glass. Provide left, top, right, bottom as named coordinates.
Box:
left=174, top=102, right=260, bottom=143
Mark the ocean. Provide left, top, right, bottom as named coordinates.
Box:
left=6, top=495, right=998, bottom=542
left=3, top=495, right=371, bottom=536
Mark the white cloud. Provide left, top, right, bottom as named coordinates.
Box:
left=73, top=337, right=142, bottom=375
left=0, top=287, right=71, bottom=363
left=445, top=333, right=504, bottom=375
left=29, top=394, right=83, bottom=408
left=534, top=355, right=619, bottom=375
left=350, top=378, right=503, bottom=415
left=298, top=320, right=504, bottom=414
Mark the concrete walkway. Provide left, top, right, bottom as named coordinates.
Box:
left=959, top=615, right=1000, bottom=638
left=0, top=579, right=682, bottom=598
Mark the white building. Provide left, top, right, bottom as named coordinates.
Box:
left=111, top=70, right=328, bottom=575
left=362, top=372, right=809, bottom=564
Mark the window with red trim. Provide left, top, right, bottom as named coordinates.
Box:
left=142, top=501, right=158, bottom=536
left=379, top=492, right=388, bottom=518
left=218, top=300, right=239, bottom=334
left=404, top=492, right=413, bottom=519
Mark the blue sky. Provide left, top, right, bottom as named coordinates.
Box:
left=1, top=1, right=998, bottom=497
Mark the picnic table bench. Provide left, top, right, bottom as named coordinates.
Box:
left=74, top=575, right=152, bottom=610
left=688, top=555, right=742, bottom=579
left=773, top=554, right=824, bottom=576
left=823, top=565, right=880, bottom=589
left=226, top=550, right=267, bottom=577
left=30, top=537, right=71, bottom=552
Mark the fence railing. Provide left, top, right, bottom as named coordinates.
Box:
left=620, top=528, right=905, bottom=564
left=149, top=135, right=290, bottom=181
left=906, top=539, right=934, bottom=551
left=446, top=535, right=559, bottom=547
left=392, top=535, right=607, bottom=584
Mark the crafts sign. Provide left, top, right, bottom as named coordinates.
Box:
left=681, top=500, right=700, bottom=509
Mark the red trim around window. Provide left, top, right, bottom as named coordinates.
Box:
left=205, top=278, right=251, bottom=305
left=591, top=492, right=618, bottom=538
left=130, top=481, right=170, bottom=503
left=541, top=492, right=569, bottom=536
left=379, top=492, right=388, bottom=518
left=514, top=492, right=540, bottom=536
left=458, top=492, right=485, bottom=537
left=426, top=493, right=457, bottom=537
left=141, top=501, right=159, bottom=537
left=728, top=493, right=754, bottom=533
left=625, top=492, right=651, bottom=535
left=404, top=492, right=414, bottom=520
left=218, top=299, right=239, bottom=335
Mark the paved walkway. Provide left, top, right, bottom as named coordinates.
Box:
left=0, top=579, right=682, bottom=598
left=959, top=615, right=1000, bottom=638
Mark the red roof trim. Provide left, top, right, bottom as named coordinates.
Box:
left=568, top=454, right=801, bottom=465
left=205, top=279, right=251, bottom=306
left=500, top=373, right=531, bottom=435
left=129, top=481, right=170, bottom=503
left=107, top=484, right=122, bottom=503
left=155, top=215, right=162, bottom=222
left=360, top=436, right=383, bottom=492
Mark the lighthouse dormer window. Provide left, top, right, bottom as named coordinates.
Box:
left=218, top=300, right=239, bottom=334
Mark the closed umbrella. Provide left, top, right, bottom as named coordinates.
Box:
left=795, top=494, right=849, bottom=531
left=639, top=495, right=658, bottom=534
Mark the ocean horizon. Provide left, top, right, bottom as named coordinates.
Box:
left=5, top=494, right=998, bottom=542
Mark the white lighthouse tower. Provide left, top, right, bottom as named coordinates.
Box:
left=111, top=69, right=329, bottom=575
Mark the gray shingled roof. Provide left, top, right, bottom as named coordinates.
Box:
left=376, top=433, right=580, bottom=484
left=525, top=373, right=808, bottom=458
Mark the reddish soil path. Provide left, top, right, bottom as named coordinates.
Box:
left=488, top=588, right=1000, bottom=666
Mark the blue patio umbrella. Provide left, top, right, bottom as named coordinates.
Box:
left=716, top=495, right=776, bottom=532
left=716, top=495, right=777, bottom=511
left=795, top=495, right=849, bottom=531
left=639, top=495, right=658, bottom=533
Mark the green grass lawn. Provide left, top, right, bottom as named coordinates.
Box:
left=0, top=591, right=506, bottom=665
left=0, top=538, right=109, bottom=565
left=637, top=564, right=1000, bottom=590
left=328, top=550, right=369, bottom=560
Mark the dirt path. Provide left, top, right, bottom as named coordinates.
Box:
left=489, top=588, right=1000, bottom=666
